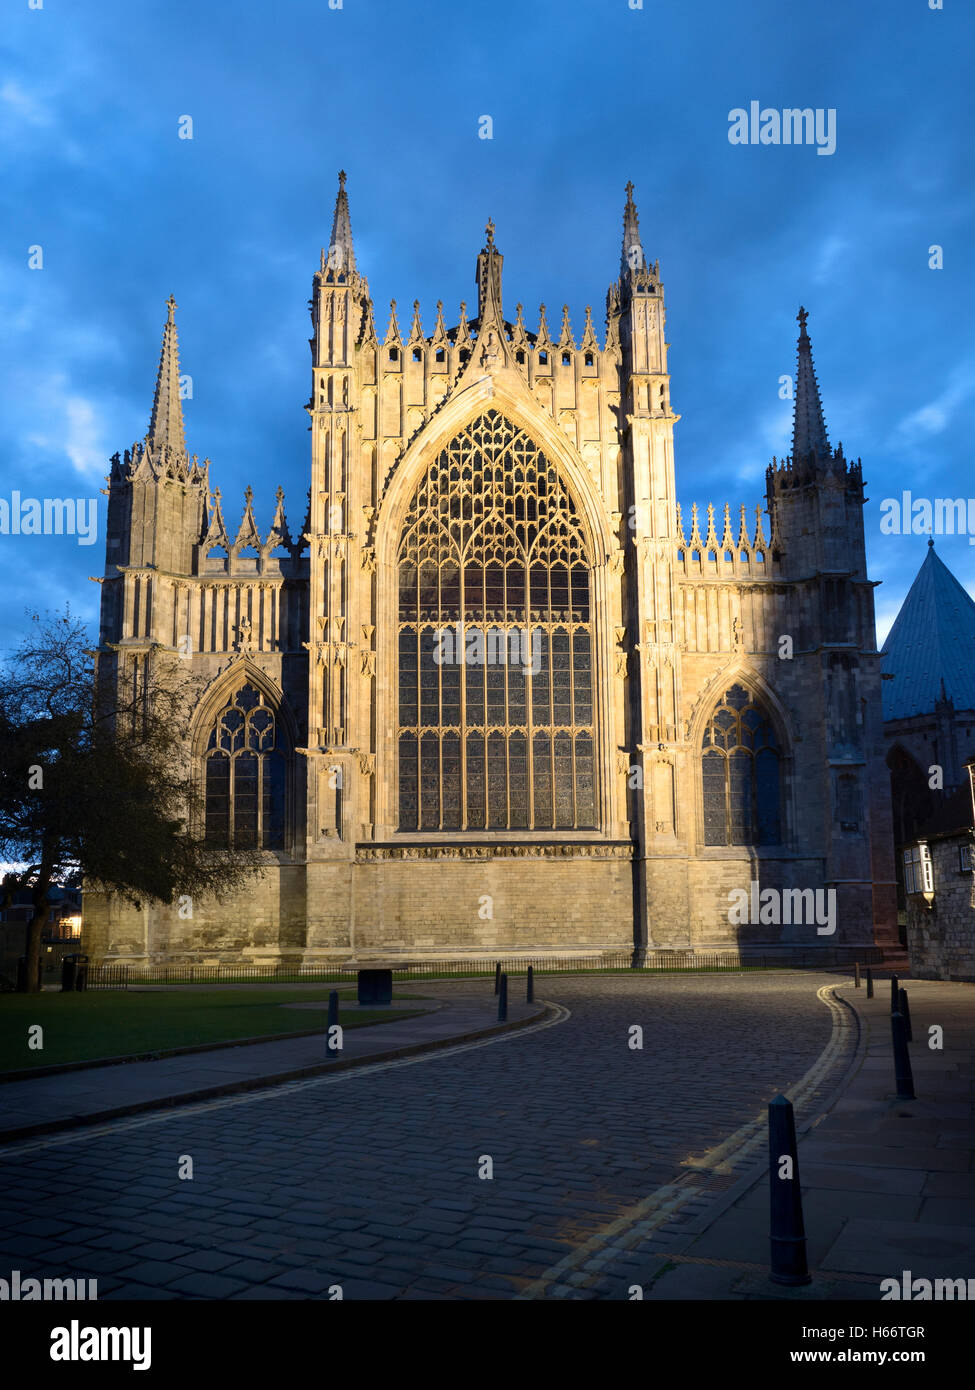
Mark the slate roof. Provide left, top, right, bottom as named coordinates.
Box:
left=882, top=542, right=975, bottom=721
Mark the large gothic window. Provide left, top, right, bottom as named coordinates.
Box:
left=204, top=684, right=286, bottom=849
left=701, top=684, right=782, bottom=846
left=397, top=410, right=596, bottom=831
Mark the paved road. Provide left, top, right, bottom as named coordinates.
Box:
left=0, top=973, right=850, bottom=1300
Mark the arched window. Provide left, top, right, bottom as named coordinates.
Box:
left=701, top=683, right=781, bottom=845
left=204, top=684, right=286, bottom=849
left=397, top=409, right=595, bottom=831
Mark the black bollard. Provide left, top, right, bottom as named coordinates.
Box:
left=891, top=1011, right=915, bottom=1100
left=494, top=961, right=501, bottom=996
left=498, top=972, right=508, bottom=1022
left=526, top=964, right=534, bottom=1003
left=327, top=989, right=340, bottom=1057
left=890, top=972, right=899, bottom=1012
left=899, top=987, right=913, bottom=1043
left=768, top=1094, right=811, bottom=1286
left=866, top=968, right=874, bottom=999
left=854, top=962, right=861, bottom=989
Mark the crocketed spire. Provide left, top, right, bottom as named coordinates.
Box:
left=147, top=295, right=187, bottom=456
left=323, top=169, right=356, bottom=277
left=791, top=306, right=830, bottom=464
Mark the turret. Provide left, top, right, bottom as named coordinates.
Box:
left=766, top=307, right=866, bottom=587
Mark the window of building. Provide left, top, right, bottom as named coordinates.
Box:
left=904, top=842, right=933, bottom=895
left=397, top=409, right=595, bottom=832
left=204, top=684, right=286, bottom=849
left=701, top=684, right=782, bottom=845
left=958, top=843, right=973, bottom=874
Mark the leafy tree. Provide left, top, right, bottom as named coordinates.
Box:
left=0, top=610, right=260, bottom=991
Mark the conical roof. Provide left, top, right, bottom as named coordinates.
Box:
left=882, top=542, right=975, bottom=720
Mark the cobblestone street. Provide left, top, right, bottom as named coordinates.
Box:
left=0, top=973, right=848, bottom=1300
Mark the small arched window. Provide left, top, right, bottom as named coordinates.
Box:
left=701, top=684, right=782, bottom=845
left=204, top=684, right=286, bottom=849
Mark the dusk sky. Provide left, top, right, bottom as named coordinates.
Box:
left=2, top=0, right=973, bottom=652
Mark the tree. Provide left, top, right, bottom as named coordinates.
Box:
left=0, top=610, right=261, bottom=991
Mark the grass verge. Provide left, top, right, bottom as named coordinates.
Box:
left=0, top=988, right=431, bottom=1072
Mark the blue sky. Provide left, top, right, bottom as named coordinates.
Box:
left=1, top=0, right=973, bottom=651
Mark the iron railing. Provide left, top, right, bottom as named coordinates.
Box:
left=83, top=945, right=885, bottom=991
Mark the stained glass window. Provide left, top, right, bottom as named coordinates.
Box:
left=204, top=684, right=286, bottom=849
left=701, top=684, right=781, bottom=845
left=397, top=410, right=596, bottom=830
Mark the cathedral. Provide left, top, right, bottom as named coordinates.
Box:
left=84, top=176, right=900, bottom=965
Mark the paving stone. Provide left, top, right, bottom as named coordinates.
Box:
left=164, top=1272, right=250, bottom=1298
left=0, top=974, right=939, bottom=1302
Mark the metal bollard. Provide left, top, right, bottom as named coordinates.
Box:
left=498, top=972, right=508, bottom=1022
left=327, top=990, right=339, bottom=1057
left=891, top=1011, right=915, bottom=1100
left=768, top=1094, right=811, bottom=1286
left=526, top=964, right=534, bottom=1003
left=899, top=987, right=913, bottom=1043
left=866, top=968, right=874, bottom=999
left=494, top=961, right=501, bottom=996
left=854, top=962, right=861, bottom=989
left=890, top=972, right=900, bottom=1012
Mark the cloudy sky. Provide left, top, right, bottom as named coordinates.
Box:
left=1, top=0, right=972, bottom=653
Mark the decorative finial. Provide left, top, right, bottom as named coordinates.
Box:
left=797, top=305, right=809, bottom=333
left=338, top=169, right=347, bottom=188
left=485, top=217, right=495, bottom=247
left=928, top=537, right=935, bottom=548
left=625, top=180, right=635, bottom=201
left=166, top=294, right=177, bottom=323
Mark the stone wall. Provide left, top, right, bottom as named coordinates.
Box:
left=907, top=835, right=975, bottom=981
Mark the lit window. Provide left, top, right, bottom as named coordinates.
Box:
left=904, top=843, right=933, bottom=895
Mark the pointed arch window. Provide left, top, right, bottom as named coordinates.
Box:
left=204, top=684, right=286, bottom=849
left=701, top=684, right=782, bottom=845
left=397, top=409, right=596, bottom=831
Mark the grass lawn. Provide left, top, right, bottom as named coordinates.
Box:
left=0, top=988, right=432, bottom=1072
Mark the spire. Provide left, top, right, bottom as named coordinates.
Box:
left=476, top=217, right=503, bottom=325
left=791, top=306, right=830, bottom=465
left=323, top=169, right=356, bottom=278
left=620, top=180, right=646, bottom=277
left=148, top=295, right=187, bottom=457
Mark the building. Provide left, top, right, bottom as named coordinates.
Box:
left=882, top=543, right=975, bottom=976
left=83, top=177, right=899, bottom=966
left=0, top=879, right=83, bottom=986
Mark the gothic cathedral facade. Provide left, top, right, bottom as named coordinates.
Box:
left=85, top=177, right=899, bottom=964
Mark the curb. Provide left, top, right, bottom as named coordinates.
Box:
left=0, top=1001, right=553, bottom=1145
left=659, top=985, right=867, bottom=1255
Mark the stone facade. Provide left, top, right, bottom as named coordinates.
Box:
left=83, top=177, right=898, bottom=965
left=906, top=830, right=975, bottom=981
